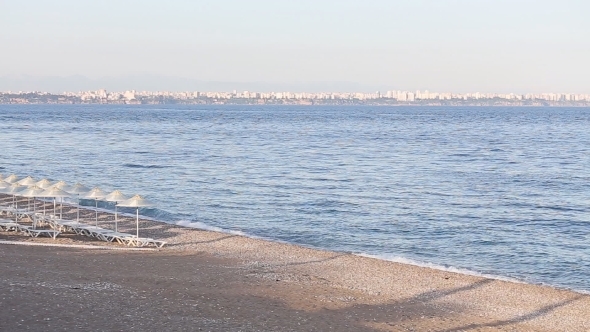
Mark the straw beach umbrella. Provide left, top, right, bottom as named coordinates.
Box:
left=2, top=183, right=27, bottom=196
left=0, top=181, right=10, bottom=207
left=104, top=190, right=128, bottom=232
left=50, top=181, right=72, bottom=216
left=0, top=183, right=27, bottom=221
left=17, top=185, right=46, bottom=228
left=38, top=187, right=71, bottom=220
left=16, top=176, right=37, bottom=211
left=51, top=181, right=69, bottom=190
left=18, top=185, right=45, bottom=204
left=1, top=182, right=26, bottom=195
left=2, top=183, right=26, bottom=195
left=68, top=183, right=90, bottom=225
left=84, top=187, right=106, bottom=226
left=35, top=179, right=53, bottom=189
left=4, top=174, right=19, bottom=184
left=34, top=179, right=53, bottom=212
left=117, top=194, right=154, bottom=238
left=17, top=176, right=36, bottom=186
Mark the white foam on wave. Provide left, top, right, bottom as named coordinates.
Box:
left=175, top=220, right=251, bottom=237
left=356, top=253, right=526, bottom=284
left=356, top=254, right=590, bottom=294
left=173, top=220, right=590, bottom=295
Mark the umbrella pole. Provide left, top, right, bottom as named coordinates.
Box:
left=115, top=204, right=118, bottom=232
left=33, top=197, right=36, bottom=229
left=60, top=197, right=63, bottom=220
left=14, top=196, right=18, bottom=222
left=53, top=198, right=56, bottom=217
left=77, top=194, right=80, bottom=225
left=136, top=208, right=139, bottom=238
left=95, top=199, right=98, bottom=227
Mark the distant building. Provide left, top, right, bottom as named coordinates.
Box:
left=123, top=90, right=136, bottom=101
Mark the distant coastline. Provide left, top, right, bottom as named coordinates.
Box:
left=2, top=91, right=589, bottom=107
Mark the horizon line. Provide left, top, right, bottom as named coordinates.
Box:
left=1, top=90, right=589, bottom=96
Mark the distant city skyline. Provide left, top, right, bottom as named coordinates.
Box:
left=1, top=0, right=589, bottom=93
left=1, top=74, right=589, bottom=96
left=2, top=88, right=589, bottom=107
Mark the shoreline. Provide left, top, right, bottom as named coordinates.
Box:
left=173, top=218, right=588, bottom=296
left=1, top=196, right=588, bottom=294
left=1, top=198, right=589, bottom=330
left=1, top=196, right=587, bottom=292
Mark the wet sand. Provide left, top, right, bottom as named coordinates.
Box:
left=0, top=198, right=589, bottom=331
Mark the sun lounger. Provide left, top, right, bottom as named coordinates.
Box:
left=0, top=207, right=30, bottom=220
left=0, top=207, right=11, bottom=216
left=95, top=231, right=116, bottom=242
left=88, top=229, right=118, bottom=241
left=12, top=209, right=32, bottom=222
left=126, top=237, right=167, bottom=248
left=18, top=225, right=61, bottom=239
left=50, top=220, right=81, bottom=233
left=21, top=213, right=56, bottom=229
left=0, top=220, right=20, bottom=231
left=74, top=225, right=107, bottom=237
left=101, top=232, right=136, bottom=244
left=29, top=229, right=61, bottom=239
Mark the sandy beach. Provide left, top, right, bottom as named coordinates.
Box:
left=0, top=198, right=589, bottom=331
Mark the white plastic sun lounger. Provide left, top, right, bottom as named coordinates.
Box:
left=18, top=225, right=61, bottom=239
left=14, top=209, right=33, bottom=222
left=29, top=229, right=61, bottom=239
left=51, top=220, right=81, bottom=233
left=94, top=229, right=126, bottom=244
left=0, top=207, right=30, bottom=221
left=101, top=232, right=136, bottom=244
left=73, top=225, right=105, bottom=237
left=126, top=237, right=167, bottom=248
left=0, top=208, right=12, bottom=217
left=88, top=229, right=119, bottom=241
left=0, top=220, right=20, bottom=232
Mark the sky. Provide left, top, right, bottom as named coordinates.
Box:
left=1, top=0, right=589, bottom=93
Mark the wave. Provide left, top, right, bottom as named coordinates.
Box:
left=175, top=220, right=250, bottom=237
left=355, top=253, right=590, bottom=295
left=23, top=198, right=590, bottom=296
left=122, top=163, right=170, bottom=169
left=356, top=253, right=524, bottom=283
left=172, top=219, right=520, bottom=281
left=170, top=219, right=590, bottom=295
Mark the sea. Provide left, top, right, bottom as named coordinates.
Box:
left=1, top=105, right=589, bottom=293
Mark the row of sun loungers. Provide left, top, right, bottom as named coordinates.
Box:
left=42, top=216, right=167, bottom=248
left=0, top=218, right=61, bottom=239
left=0, top=209, right=166, bottom=248
left=0, top=206, right=31, bottom=222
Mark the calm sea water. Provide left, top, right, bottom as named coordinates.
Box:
left=1, top=105, right=589, bottom=292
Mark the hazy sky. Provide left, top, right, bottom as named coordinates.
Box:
left=1, top=0, right=589, bottom=93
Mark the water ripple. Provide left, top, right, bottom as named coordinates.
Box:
left=1, top=105, right=589, bottom=292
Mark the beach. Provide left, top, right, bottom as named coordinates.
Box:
left=0, top=200, right=588, bottom=331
